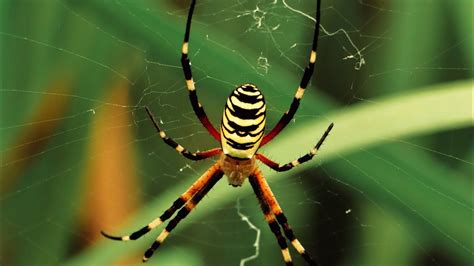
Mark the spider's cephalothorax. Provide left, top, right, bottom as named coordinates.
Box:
left=102, top=0, right=333, bottom=265
left=221, top=83, right=266, bottom=159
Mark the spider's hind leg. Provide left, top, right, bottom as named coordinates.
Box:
left=251, top=169, right=319, bottom=266
left=249, top=172, right=294, bottom=265
left=142, top=169, right=224, bottom=262
left=101, top=163, right=222, bottom=242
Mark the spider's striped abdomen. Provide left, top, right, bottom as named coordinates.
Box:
left=221, top=84, right=266, bottom=159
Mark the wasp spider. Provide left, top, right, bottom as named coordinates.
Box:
left=102, top=0, right=333, bottom=265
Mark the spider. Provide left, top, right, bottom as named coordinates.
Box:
left=101, top=0, right=333, bottom=265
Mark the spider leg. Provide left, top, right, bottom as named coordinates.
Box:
left=142, top=169, right=224, bottom=262
left=249, top=174, right=294, bottom=265
left=181, top=0, right=221, bottom=141
left=252, top=168, right=319, bottom=266
left=261, top=0, right=322, bottom=147
left=145, top=106, right=222, bottom=161
left=257, top=123, right=333, bottom=172
left=101, top=163, right=221, bottom=242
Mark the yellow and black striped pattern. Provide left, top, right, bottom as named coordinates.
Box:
left=221, top=84, right=266, bottom=159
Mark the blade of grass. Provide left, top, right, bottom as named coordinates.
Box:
left=350, top=204, right=415, bottom=266
left=449, top=2, right=473, bottom=76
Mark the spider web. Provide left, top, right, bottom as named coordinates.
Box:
left=1, top=0, right=472, bottom=266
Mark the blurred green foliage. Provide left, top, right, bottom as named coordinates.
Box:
left=1, top=1, right=472, bottom=266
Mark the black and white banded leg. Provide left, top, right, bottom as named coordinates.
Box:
left=261, top=0, right=322, bottom=146
left=257, top=123, right=333, bottom=172
left=253, top=169, right=319, bottom=266
left=181, top=0, right=221, bottom=141
left=145, top=106, right=222, bottom=161
left=142, top=170, right=224, bottom=262
left=101, top=163, right=221, bottom=242
left=249, top=174, right=294, bottom=265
